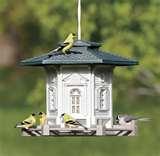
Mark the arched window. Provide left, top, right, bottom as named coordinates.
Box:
left=70, top=89, right=81, bottom=113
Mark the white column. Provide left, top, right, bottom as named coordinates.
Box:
left=44, top=67, right=50, bottom=117
left=57, top=66, right=63, bottom=126
left=91, top=66, right=96, bottom=126
left=46, top=74, right=49, bottom=117
left=110, top=71, right=113, bottom=127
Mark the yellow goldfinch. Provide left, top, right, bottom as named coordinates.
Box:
left=15, top=113, right=36, bottom=129
left=38, top=112, right=47, bottom=126
left=61, top=113, right=88, bottom=130
left=62, top=33, right=76, bottom=54
left=49, top=33, right=76, bottom=55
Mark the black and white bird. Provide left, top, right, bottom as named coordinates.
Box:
left=116, top=114, right=150, bottom=125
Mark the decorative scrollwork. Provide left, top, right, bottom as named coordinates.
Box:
left=96, top=87, right=110, bottom=111
left=48, top=86, right=57, bottom=111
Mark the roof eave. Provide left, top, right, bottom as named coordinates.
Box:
left=19, top=61, right=43, bottom=66
left=19, top=60, right=139, bottom=66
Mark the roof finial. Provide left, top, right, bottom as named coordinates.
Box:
left=77, top=0, right=81, bottom=40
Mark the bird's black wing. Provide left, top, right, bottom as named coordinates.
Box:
left=124, top=116, right=140, bottom=122
left=65, top=120, right=88, bottom=130
left=23, top=121, right=31, bottom=124
left=66, top=120, right=79, bottom=125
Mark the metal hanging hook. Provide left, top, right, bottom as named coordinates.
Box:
left=77, top=0, right=81, bottom=40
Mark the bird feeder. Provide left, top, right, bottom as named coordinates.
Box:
left=19, top=0, right=139, bottom=136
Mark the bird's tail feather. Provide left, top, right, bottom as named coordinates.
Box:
left=15, top=124, right=25, bottom=128
left=15, top=125, right=23, bottom=128
left=15, top=121, right=31, bottom=128
left=75, top=121, right=88, bottom=130
left=48, top=47, right=63, bottom=57
left=137, top=118, right=151, bottom=122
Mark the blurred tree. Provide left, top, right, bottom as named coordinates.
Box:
left=0, top=0, right=159, bottom=107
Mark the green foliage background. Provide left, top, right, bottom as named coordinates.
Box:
left=0, top=0, right=160, bottom=155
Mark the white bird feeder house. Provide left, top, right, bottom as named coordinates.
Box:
left=20, top=0, right=139, bottom=136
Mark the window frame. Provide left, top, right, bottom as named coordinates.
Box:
left=70, top=88, right=81, bottom=113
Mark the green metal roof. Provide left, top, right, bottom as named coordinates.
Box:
left=20, top=40, right=138, bottom=66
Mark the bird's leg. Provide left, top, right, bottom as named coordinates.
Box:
left=65, top=123, right=70, bottom=128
